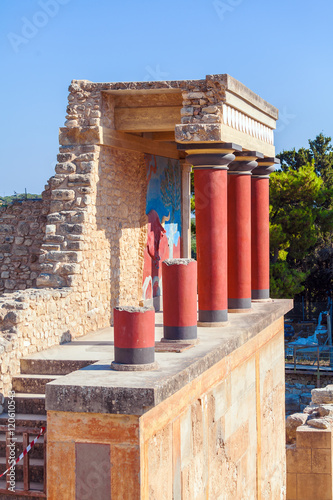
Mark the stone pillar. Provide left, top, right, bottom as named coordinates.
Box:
left=177, top=143, right=241, bottom=326
left=251, top=158, right=279, bottom=301
left=181, top=161, right=192, bottom=259
left=162, top=258, right=197, bottom=343
left=111, top=306, right=157, bottom=371
left=227, top=152, right=263, bottom=312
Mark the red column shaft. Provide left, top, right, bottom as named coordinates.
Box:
left=162, top=259, right=197, bottom=340
left=251, top=177, right=270, bottom=299
left=227, top=174, right=252, bottom=310
left=113, top=306, right=155, bottom=366
left=194, top=168, right=228, bottom=323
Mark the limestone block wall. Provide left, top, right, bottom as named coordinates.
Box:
left=0, top=287, right=80, bottom=397
left=287, top=427, right=333, bottom=500
left=46, top=316, right=286, bottom=499
left=0, top=82, right=154, bottom=397
left=96, top=146, right=147, bottom=312
left=286, top=385, right=333, bottom=499
left=0, top=199, right=49, bottom=294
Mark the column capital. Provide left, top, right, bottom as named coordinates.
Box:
left=252, top=157, right=280, bottom=177
left=228, top=150, right=264, bottom=174
left=177, top=142, right=242, bottom=170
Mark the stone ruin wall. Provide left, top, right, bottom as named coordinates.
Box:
left=0, top=83, right=149, bottom=397
left=0, top=75, right=240, bottom=397
left=286, top=384, right=333, bottom=499
left=0, top=199, right=50, bottom=294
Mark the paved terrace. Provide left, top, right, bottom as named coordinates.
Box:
left=27, top=299, right=296, bottom=416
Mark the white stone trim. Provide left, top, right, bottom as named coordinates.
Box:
left=222, top=104, right=274, bottom=146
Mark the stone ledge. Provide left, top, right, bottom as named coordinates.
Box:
left=45, top=299, right=292, bottom=415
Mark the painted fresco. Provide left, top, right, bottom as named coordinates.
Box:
left=142, top=154, right=182, bottom=301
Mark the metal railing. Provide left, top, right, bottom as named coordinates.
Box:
left=0, top=425, right=46, bottom=498
left=285, top=345, right=333, bottom=386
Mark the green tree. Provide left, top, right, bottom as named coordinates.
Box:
left=277, top=133, right=333, bottom=191
left=270, top=142, right=333, bottom=299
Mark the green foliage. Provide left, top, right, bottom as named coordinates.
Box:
left=277, top=133, right=333, bottom=191
left=191, top=219, right=196, bottom=258
left=270, top=162, right=332, bottom=262
left=270, top=261, right=307, bottom=299
left=270, top=134, right=333, bottom=300
left=0, top=193, right=42, bottom=206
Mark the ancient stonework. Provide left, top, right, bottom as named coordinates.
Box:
left=0, top=199, right=50, bottom=293
left=0, top=74, right=278, bottom=398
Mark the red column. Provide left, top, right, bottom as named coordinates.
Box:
left=178, top=143, right=241, bottom=326
left=162, top=258, right=197, bottom=342
left=251, top=158, right=279, bottom=300
left=111, top=306, right=157, bottom=370
left=227, top=152, right=262, bottom=312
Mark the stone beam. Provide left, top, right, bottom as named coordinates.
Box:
left=114, top=105, right=181, bottom=132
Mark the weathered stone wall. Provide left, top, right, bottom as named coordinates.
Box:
left=286, top=385, right=333, bottom=499
left=96, top=146, right=147, bottom=313
left=0, top=84, right=151, bottom=397
left=0, top=200, right=49, bottom=294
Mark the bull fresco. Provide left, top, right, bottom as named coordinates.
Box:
left=142, top=154, right=182, bottom=301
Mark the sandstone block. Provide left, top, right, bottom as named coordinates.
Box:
left=317, top=404, right=333, bottom=418
left=59, top=126, right=100, bottom=146
left=55, top=162, right=76, bottom=174
left=183, top=92, right=205, bottom=99
left=49, top=176, right=67, bottom=188
left=45, top=235, right=64, bottom=244
left=68, top=174, right=91, bottom=186
left=57, top=153, right=75, bottom=163
left=47, top=213, right=65, bottom=223
left=181, top=107, right=194, bottom=117
left=51, top=190, right=76, bottom=201
left=307, top=418, right=333, bottom=429
left=45, top=224, right=56, bottom=235
left=312, top=386, right=333, bottom=404
left=286, top=413, right=308, bottom=444
left=60, top=224, right=84, bottom=235
left=45, top=251, right=82, bottom=263
left=36, top=273, right=66, bottom=288
left=202, top=106, right=219, bottom=114
left=69, top=212, right=86, bottom=224
left=60, top=263, right=80, bottom=274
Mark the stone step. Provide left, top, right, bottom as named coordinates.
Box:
left=0, top=456, right=44, bottom=484
left=0, top=413, right=47, bottom=429
left=20, top=357, right=92, bottom=375
left=0, top=480, right=44, bottom=499
left=0, top=434, right=44, bottom=460
left=12, top=375, right=62, bottom=394
left=4, top=394, right=46, bottom=415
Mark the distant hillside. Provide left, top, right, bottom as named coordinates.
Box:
left=0, top=193, right=42, bottom=206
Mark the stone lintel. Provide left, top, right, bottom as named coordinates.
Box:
left=59, top=126, right=101, bottom=146
left=45, top=299, right=293, bottom=416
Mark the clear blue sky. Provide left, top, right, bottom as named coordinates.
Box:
left=1, top=0, right=332, bottom=195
